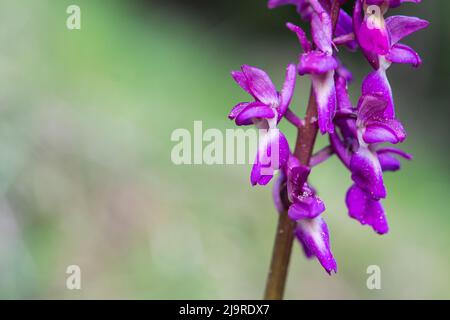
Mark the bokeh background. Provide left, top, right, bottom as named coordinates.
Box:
left=0, top=0, right=448, bottom=299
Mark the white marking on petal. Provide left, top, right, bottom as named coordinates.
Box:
left=312, top=70, right=334, bottom=111
left=301, top=217, right=327, bottom=255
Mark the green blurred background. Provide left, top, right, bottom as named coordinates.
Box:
left=0, top=0, right=448, bottom=299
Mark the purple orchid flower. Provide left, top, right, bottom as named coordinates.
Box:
left=331, top=66, right=412, bottom=233
left=348, top=66, right=407, bottom=200
left=331, top=122, right=412, bottom=234
left=353, top=0, right=429, bottom=70
left=272, top=155, right=336, bottom=274
left=346, top=143, right=412, bottom=234
left=356, top=92, right=406, bottom=146
left=229, top=64, right=297, bottom=186
left=287, top=17, right=337, bottom=134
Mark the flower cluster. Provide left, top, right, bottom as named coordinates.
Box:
left=229, top=0, right=428, bottom=274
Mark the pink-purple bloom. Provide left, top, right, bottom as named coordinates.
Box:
left=286, top=1, right=338, bottom=134
left=273, top=156, right=336, bottom=274
left=354, top=0, right=429, bottom=69
left=229, top=64, right=296, bottom=186
left=228, top=0, right=428, bottom=274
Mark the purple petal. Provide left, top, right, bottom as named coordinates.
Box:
left=329, top=131, right=352, bottom=168
left=286, top=152, right=301, bottom=169
left=376, top=147, right=413, bottom=160
left=335, top=76, right=353, bottom=112
left=268, top=0, right=299, bottom=8
left=270, top=0, right=313, bottom=20
left=377, top=147, right=412, bottom=171
left=241, top=65, right=279, bottom=106
left=350, top=146, right=386, bottom=199
left=296, top=217, right=337, bottom=274
left=377, top=153, right=402, bottom=171
left=363, top=118, right=407, bottom=144
left=250, top=129, right=290, bottom=186
left=346, top=184, right=389, bottom=234
left=386, top=43, right=422, bottom=67
left=235, top=103, right=275, bottom=126
left=276, top=131, right=291, bottom=168
left=285, top=160, right=325, bottom=221
left=333, top=32, right=356, bottom=47
left=365, top=0, right=387, bottom=6
left=286, top=159, right=310, bottom=191
left=367, top=0, right=421, bottom=7
left=352, top=0, right=363, bottom=41
left=357, top=93, right=388, bottom=124
left=361, top=69, right=395, bottom=118
left=250, top=164, right=273, bottom=186
left=298, top=51, right=337, bottom=75
left=311, top=11, right=333, bottom=54
left=311, top=70, right=337, bottom=134
left=287, top=22, right=312, bottom=53
left=335, top=9, right=353, bottom=36
left=231, top=71, right=252, bottom=96
left=269, top=0, right=312, bottom=19
left=228, top=102, right=249, bottom=120
left=278, top=64, right=297, bottom=118
left=358, top=16, right=390, bottom=56
left=385, top=15, right=429, bottom=45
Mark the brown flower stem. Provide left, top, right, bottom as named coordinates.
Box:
left=263, top=0, right=342, bottom=298
left=264, top=88, right=319, bottom=300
